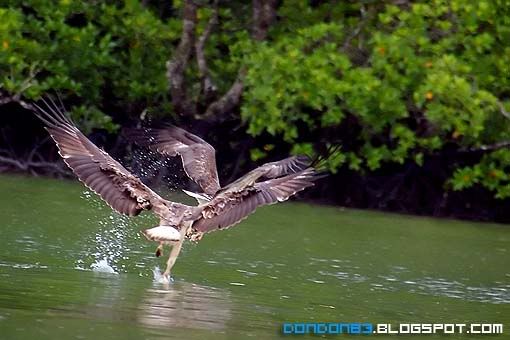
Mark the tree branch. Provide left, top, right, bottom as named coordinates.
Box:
left=497, top=100, right=510, bottom=120
left=252, top=0, right=277, bottom=41
left=168, top=0, right=278, bottom=121
left=0, top=154, right=71, bottom=176
left=195, top=0, right=219, bottom=102
left=460, top=140, right=510, bottom=153
left=202, top=68, right=246, bottom=119
left=201, top=0, right=277, bottom=120
left=166, top=0, right=198, bottom=117
left=0, top=91, right=36, bottom=111
left=342, top=4, right=367, bottom=49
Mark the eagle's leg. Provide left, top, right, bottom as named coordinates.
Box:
left=162, top=225, right=189, bottom=278
left=162, top=240, right=182, bottom=278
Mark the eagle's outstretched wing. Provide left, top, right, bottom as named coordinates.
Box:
left=33, top=99, right=190, bottom=224
left=188, top=168, right=318, bottom=238
left=222, top=155, right=311, bottom=193
left=127, top=126, right=220, bottom=196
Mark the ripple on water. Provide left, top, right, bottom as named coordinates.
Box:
left=15, top=236, right=39, bottom=253
left=138, top=282, right=232, bottom=331
left=0, top=262, right=48, bottom=270
left=236, top=269, right=258, bottom=277
left=318, top=270, right=368, bottom=283
left=310, top=257, right=368, bottom=283
left=307, top=279, right=325, bottom=284
left=371, top=275, right=510, bottom=304
left=308, top=257, right=509, bottom=305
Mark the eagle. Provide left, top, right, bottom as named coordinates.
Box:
left=33, top=98, right=319, bottom=280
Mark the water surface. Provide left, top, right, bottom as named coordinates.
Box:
left=0, top=174, right=508, bottom=339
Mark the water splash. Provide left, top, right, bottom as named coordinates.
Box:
left=152, top=266, right=173, bottom=284
left=91, top=214, right=131, bottom=270
left=90, top=259, right=117, bottom=274
left=77, top=191, right=134, bottom=273
left=131, top=149, right=183, bottom=190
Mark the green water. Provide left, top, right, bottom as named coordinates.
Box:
left=0, top=174, right=508, bottom=339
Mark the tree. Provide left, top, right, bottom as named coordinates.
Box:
left=241, top=0, right=510, bottom=199
left=1, top=0, right=510, bottom=207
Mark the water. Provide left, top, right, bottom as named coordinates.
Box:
left=0, top=174, right=508, bottom=339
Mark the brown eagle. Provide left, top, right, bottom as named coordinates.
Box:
left=33, top=98, right=319, bottom=280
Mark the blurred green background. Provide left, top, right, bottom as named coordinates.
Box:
left=1, top=0, right=510, bottom=220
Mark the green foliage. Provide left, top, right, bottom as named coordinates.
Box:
left=0, top=1, right=181, bottom=132
left=450, top=149, right=510, bottom=198
left=2, top=0, right=510, bottom=199
left=242, top=22, right=349, bottom=142
left=241, top=0, right=510, bottom=198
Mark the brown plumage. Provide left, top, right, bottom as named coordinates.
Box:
left=189, top=168, right=317, bottom=240
left=126, top=126, right=221, bottom=196
left=33, top=99, right=193, bottom=225
left=34, top=98, right=320, bottom=280
left=221, top=155, right=311, bottom=193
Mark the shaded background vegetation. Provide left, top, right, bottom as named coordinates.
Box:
left=1, top=0, right=510, bottom=221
